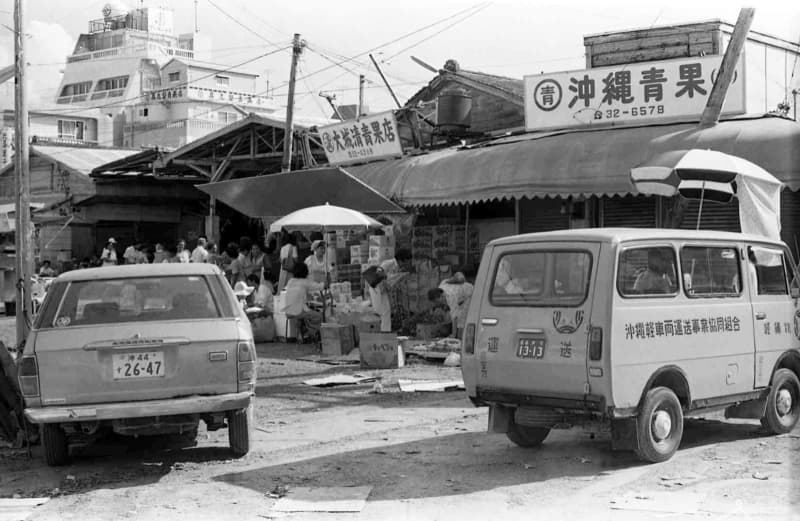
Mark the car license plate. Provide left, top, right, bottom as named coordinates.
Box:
left=516, top=337, right=546, bottom=359
left=112, top=352, right=165, bottom=379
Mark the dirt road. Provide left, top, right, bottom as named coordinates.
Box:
left=1, top=340, right=798, bottom=521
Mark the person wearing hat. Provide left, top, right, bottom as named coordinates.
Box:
left=100, top=238, right=118, bottom=267
left=304, top=239, right=332, bottom=284
left=233, top=280, right=255, bottom=310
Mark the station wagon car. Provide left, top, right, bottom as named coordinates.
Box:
left=462, top=228, right=800, bottom=462
left=18, top=263, right=257, bottom=465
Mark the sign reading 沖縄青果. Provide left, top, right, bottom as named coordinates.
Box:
left=524, top=56, right=745, bottom=131
left=319, top=111, right=402, bottom=165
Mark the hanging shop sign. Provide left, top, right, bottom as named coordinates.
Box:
left=524, top=55, right=746, bottom=131
left=319, top=110, right=403, bottom=165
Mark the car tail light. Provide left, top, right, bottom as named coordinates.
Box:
left=18, top=355, right=40, bottom=397
left=237, top=340, right=255, bottom=391
left=588, top=327, right=603, bottom=361
left=464, top=323, right=476, bottom=354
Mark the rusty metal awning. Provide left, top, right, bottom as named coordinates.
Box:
left=196, top=167, right=405, bottom=217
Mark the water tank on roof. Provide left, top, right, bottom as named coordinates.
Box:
left=437, top=87, right=471, bottom=135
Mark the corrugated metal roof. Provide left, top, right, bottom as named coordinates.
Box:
left=344, top=116, right=800, bottom=207
left=31, top=145, right=141, bottom=177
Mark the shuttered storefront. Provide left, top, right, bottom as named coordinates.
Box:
left=519, top=197, right=570, bottom=234
left=677, top=199, right=740, bottom=232
left=601, top=195, right=657, bottom=227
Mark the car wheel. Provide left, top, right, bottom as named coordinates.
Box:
left=635, top=387, right=684, bottom=463
left=228, top=403, right=253, bottom=457
left=506, top=421, right=550, bottom=448
left=760, top=369, right=800, bottom=434
left=42, top=424, right=69, bottom=466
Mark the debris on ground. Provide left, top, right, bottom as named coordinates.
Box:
left=397, top=378, right=465, bottom=392
left=271, top=486, right=372, bottom=513
left=302, top=374, right=380, bottom=387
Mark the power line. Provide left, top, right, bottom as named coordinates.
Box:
left=382, top=2, right=491, bottom=62
left=206, top=0, right=286, bottom=52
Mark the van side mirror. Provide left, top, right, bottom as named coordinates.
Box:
left=791, top=287, right=800, bottom=299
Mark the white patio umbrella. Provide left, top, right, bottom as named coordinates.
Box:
left=268, top=203, right=383, bottom=234
left=631, top=149, right=783, bottom=239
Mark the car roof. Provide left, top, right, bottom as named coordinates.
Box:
left=55, top=263, right=224, bottom=282
left=488, top=227, right=788, bottom=248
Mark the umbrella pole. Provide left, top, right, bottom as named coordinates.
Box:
left=696, top=182, right=706, bottom=231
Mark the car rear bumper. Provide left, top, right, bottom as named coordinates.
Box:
left=24, top=391, right=253, bottom=424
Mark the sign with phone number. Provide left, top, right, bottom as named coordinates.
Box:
left=524, top=55, right=745, bottom=131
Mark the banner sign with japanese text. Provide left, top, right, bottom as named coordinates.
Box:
left=524, top=55, right=745, bottom=131
left=319, top=111, right=403, bottom=165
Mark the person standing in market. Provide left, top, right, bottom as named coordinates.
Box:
left=176, top=239, right=190, bottom=263
left=152, top=242, right=168, bottom=264
left=100, top=238, right=118, bottom=266
left=439, top=270, right=474, bottom=338
left=277, top=231, right=298, bottom=293
left=304, top=239, right=332, bottom=284
left=190, top=236, right=209, bottom=263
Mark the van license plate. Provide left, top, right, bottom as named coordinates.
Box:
left=112, top=352, right=165, bottom=379
left=517, top=338, right=546, bottom=359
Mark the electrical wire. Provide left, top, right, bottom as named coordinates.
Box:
left=206, top=0, right=287, bottom=52
left=381, top=2, right=491, bottom=62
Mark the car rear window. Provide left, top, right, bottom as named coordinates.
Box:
left=490, top=250, right=592, bottom=306
left=46, top=275, right=222, bottom=328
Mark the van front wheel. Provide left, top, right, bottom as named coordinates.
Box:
left=760, top=369, right=800, bottom=434
left=635, top=387, right=683, bottom=463
left=506, top=422, right=550, bottom=448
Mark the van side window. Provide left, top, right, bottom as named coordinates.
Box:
left=680, top=246, right=741, bottom=297
left=749, top=246, right=789, bottom=295
left=617, top=247, right=678, bottom=297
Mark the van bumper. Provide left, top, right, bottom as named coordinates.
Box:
left=24, top=392, right=253, bottom=424
left=476, top=388, right=606, bottom=412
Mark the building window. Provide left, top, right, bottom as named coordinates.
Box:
left=215, top=75, right=230, bottom=87
left=218, top=111, right=238, bottom=124
left=168, top=71, right=180, bottom=82
left=146, top=77, right=162, bottom=90
left=96, top=75, right=129, bottom=91
left=138, top=108, right=149, bottom=117
left=57, top=120, right=85, bottom=140
left=60, top=82, right=92, bottom=97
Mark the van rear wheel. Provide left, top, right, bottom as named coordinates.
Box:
left=42, top=423, right=69, bottom=466
left=506, top=422, right=550, bottom=448
left=635, top=387, right=683, bottom=463
left=760, top=369, right=800, bottom=434
left=228, top=403, right=253, bottom=457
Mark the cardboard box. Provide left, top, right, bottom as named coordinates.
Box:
left=369, top=246, right=395, bottom=262
left=351, top=245, right=368, bottom=258
left=321, top=323, right=355, bottom=356
left=359, top=332, right=404, bottom=369
left=369, top=235, right=392, bottom=248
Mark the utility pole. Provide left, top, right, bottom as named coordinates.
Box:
left=369, top=53, right=402, bottom=109
left=14, top=0, right=32, bottom=347
left=281, top=33, right=303, bottom=172
left=358, top=74, right=365, bottom=116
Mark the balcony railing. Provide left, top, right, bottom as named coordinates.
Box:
left=66, top=44, right=193, bottom=63
left=30, top=136, right=98, bottom=147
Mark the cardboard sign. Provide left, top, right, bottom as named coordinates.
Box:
left=359, top=332, right=404, bottom=369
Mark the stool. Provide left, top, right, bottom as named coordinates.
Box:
left=284, top=315, right=303, bottom=343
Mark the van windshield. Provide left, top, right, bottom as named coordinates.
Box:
left=490, top=250, right=592, bottom=306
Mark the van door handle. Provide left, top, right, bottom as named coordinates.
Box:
left=481, top=318, right=498, bottom=326
left=755, top=312, right=767, bottom=320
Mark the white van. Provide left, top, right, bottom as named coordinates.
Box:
left=461, top=228, right=800, bottom=462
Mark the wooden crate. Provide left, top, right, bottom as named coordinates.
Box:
left=320, top=323, right=355, bottom=356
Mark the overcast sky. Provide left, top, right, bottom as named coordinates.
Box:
left=0, top=0, right=798, bottom=117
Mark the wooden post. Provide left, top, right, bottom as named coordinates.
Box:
left=699, top=8, right=755, bottom=127
left=14, top=0, right=32, bottom=348
left=369, top=54, right=402, bottom=109
left=358, top=74, right=365, bottom=116
left=281, top=33, right=303, bottom=172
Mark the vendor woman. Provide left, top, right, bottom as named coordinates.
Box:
left=305, top=239, right=331, bottom=284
